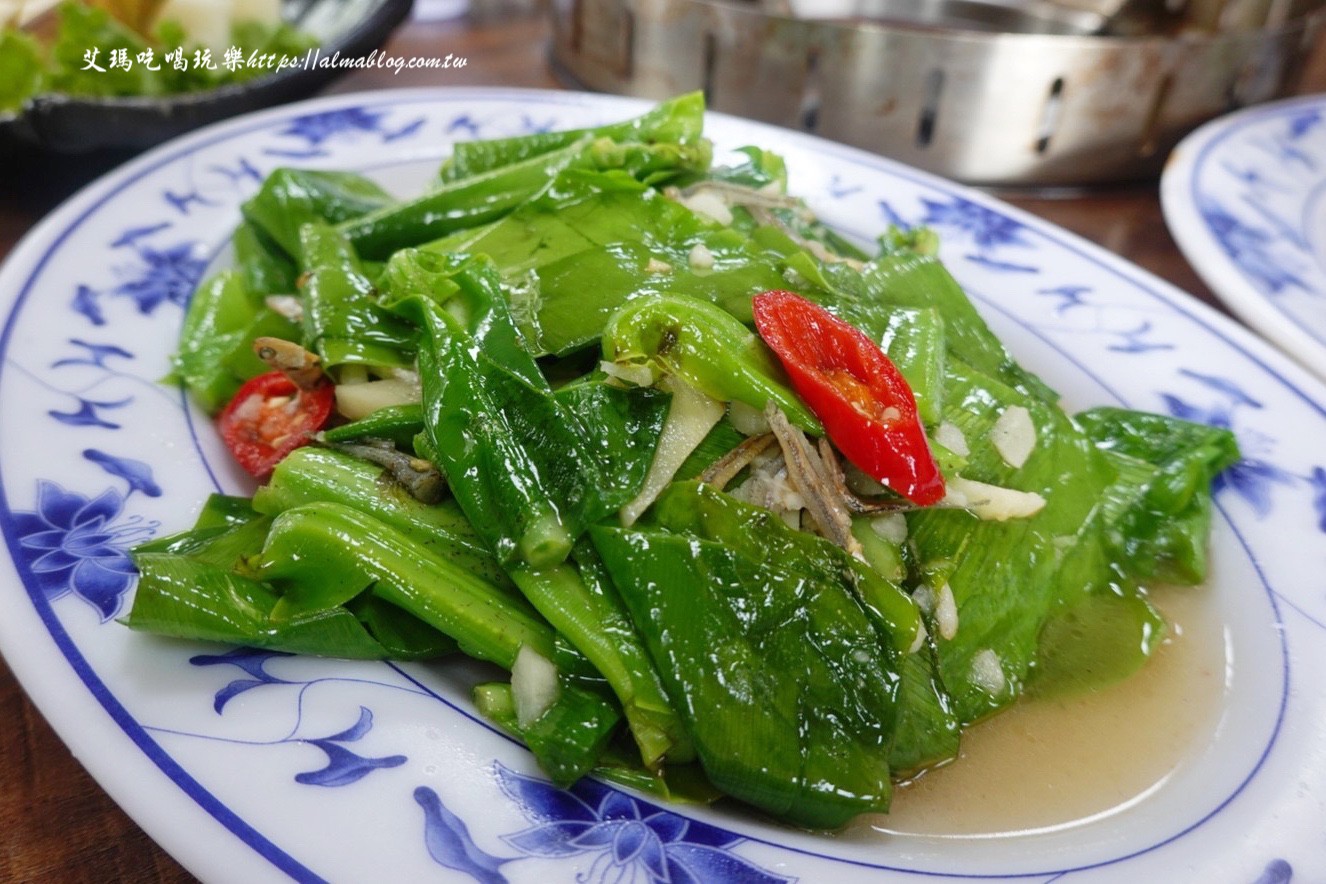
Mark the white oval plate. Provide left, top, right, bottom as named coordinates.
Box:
left=3, top=88, right=1326, bottom=884
left=1162, top=93, right=1326, bottom=382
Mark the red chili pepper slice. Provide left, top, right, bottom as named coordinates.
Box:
left=752, top=290, right=945, bottom=506
left=217, top=371, right=335, bottom=480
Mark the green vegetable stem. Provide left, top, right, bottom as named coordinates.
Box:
left=509, top=543, right=694, bottom=770
left=403, top=268, right=667, bottom=567
left=242, top=169, right=395, bottom=259
left=295, top=222, right=415, bottom=371
left=127, top=496, right=454, bottom=660
left=257, top=502, right=554, bottom=668
left=601, top=291, right=821, bottom=432
left=439, top=92, right=707, bottom=182
left=171, top=269, right=298, bottom=413
left=251, top=446, right=514, bottom=593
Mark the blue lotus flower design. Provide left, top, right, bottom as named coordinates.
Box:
left=497, top=766, right=793, bottom=884
left=12, top=480, right=148, bottom=620
left=413, top=763, right=794, bottom=884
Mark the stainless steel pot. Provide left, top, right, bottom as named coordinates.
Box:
left=549, top=0, right=1326, bottom=186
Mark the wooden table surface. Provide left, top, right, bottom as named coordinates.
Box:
left=0, top=9, right=1313, bottom=883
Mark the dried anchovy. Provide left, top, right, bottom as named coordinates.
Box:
left=253, top=336, right=325, bottom=391
left=700, top=433, right=776, bottom=491
left=325, top=438, right=446, bottom=504
left=816, top=438, right=914, bottom=515
left=764, top=404, right=863, bottom=559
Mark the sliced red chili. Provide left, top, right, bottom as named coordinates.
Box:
left=217, top=371, right=335, bottom=480
left=752, top=290, right=945, bottom=506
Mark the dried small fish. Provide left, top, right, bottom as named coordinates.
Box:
left=765, top=404, right=863, bottom=559
left=817, top=438, right=913, bottom=515
left=253, top=336, right=325, bottom=391
left=700, top=433, right=776, bottom=491
left=325, top=438, right=446, bottom=504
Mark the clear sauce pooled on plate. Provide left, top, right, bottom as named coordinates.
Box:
left=855, top=585, right=1227, bottom=838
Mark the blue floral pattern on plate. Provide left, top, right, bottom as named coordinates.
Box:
left=12, top=450, right=159, bottom=620
left=414, top=764, right=793, bottom=884
left=1, top=89, right=1324, bottom=882
left=1162, top=95, right=1326, bottom=380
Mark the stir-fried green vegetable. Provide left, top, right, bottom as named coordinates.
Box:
left=126, top=93, right=1239, bottom=829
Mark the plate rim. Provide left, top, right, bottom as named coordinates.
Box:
left=1161, top=91, right=1326, bottom=382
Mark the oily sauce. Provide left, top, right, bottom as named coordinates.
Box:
left=863, top=585, right=1227, bottom=838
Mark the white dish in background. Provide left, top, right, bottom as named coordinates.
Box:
left=1162, top=93, right=1326, bottom=382
left=1, top=88, right=1325, bottom=883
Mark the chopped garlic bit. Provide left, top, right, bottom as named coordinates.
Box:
left=600, top=360, right=656, bottom=388
left=991, top=405, right=1036, bottom=468
left=265, top=294, right=304, bottom=322
left=910, top=584, right=936, bottom=615
left=935, top=421, right=970, bottom=457
left=908, top=620, right=929, bottom=654
left=1051, top=534, right=1075, bottom=563
left=934, top=582, right=959, bottom=641
left=688, top=242, right=716, bottom=272
left=645, top=257, right=673, bottom=274
left=727, top=400, right=770, bottom=436
left=970, top=649, right=1006, bottom=696
left=511, top=645, right=560, bottom=728
left=943, top=476, right=1046, bottom=521
left=677, top=190, right=734, bottom=226
left=153, top=0, right=234, bottom=53
left=388, top=366, right=421, bottom=386
left=232, top=392, right=264, bottom=423
left=335, top=377, right=421, bottom=421
left=869, top=512, right=908, bottom=544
